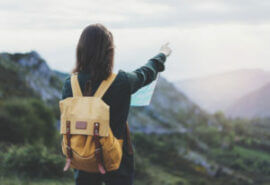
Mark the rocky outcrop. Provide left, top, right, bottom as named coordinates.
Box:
left=0, top=51, right=67, bottom=102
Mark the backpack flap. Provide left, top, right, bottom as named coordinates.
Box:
left=60, top=119, right=109, bottom=137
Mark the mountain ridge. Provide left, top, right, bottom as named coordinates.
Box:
left=175, top=69, right=270, bottom=117
left=0, top=51, right=67, bottom=102
left=227, top=82, right=270, bottom=118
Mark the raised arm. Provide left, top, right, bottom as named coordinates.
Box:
left=125, top=43, right=172, bottom=94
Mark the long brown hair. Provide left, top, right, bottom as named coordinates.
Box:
left=73, top=23, right=115, bottom=95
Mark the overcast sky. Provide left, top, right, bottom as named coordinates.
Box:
left=1, top=0, right=270, bottom=81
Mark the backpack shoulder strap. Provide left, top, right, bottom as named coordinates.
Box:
left=71, top=74, right=83, bottom=97
left=94, top=73, right=117, bottom=98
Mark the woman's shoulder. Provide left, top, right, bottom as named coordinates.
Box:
left=63, top=75, right=72, bottom=89
left=61, top=75, right=72, bottom=99
left=110, top=70, right=131, bottom=94
left=115, top=70, right=128, bottom=80
left=64, top=75, right=71, bottom=82
left=114, top=70, right=130, bottom=86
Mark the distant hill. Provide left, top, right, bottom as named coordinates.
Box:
left=129, top=77, right=204, bottom=133
left=175, top=69, right=270, bottom=113
left=227, top=82, right=270, bottom=118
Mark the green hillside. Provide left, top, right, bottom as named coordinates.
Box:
left=0, top=51, right=269, bottom=185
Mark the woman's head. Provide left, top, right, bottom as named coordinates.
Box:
left=73, top=23, right=114, bottom=82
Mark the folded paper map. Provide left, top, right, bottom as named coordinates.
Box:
left=131, top=74, right=159, bottom=106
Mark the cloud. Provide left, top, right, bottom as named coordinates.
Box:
left=1, top=0, right=270, bottom=30
left=0, top=0, right=171, bottom=29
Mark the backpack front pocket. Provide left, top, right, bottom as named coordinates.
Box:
left=103, top=138, right=123, bottom=171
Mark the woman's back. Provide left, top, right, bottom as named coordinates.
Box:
left=61, top=23, right=172, bottom=185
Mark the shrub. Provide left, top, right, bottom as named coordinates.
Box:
left=0, top=98, right=57, bottom=146
left=2, top=144, right=68, bottom=178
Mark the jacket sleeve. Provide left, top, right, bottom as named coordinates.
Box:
left=125, top=52, right=167, bottom=94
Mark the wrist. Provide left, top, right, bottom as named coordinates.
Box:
left=158, top=52, right=167, bottom=62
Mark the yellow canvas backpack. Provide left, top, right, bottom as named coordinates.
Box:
left=59, top=73, right=123, bottom=174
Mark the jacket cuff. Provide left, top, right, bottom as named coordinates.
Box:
left=148, top=52, right=167, bottom=72
left=152, top=53, right=166, bottom=63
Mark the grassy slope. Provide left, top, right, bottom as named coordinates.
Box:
left=133, top=133, right=250, bottom=185
left=0, top=176, right=73, bottom=185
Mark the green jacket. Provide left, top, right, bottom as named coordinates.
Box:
left=61, top=52, right=167, bottom=175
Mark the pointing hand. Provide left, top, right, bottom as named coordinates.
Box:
left=159, top=42, right=172, bottom=57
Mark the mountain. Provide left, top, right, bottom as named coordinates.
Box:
left=0, top=51, right=67, bottom=103
left=129, top=77, right=202, bottom=134
left=1, top=51, right=270, bottom=185
left=227, top=82, right=270, bottom=118
left=175, top=69, right=270, bottom=113
left=0, top=51, right=203, bottom=134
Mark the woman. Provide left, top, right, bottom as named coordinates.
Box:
left=61, top=23, right=172, bottom=185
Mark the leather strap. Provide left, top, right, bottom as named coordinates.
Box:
left=64, top=121, right=72, bottom=171
left=94, top=122, right=106, bottom=174
left=94, top=73, right=117, bottom=98
left=71, top=74, right=83, bottom=97
left=66, top=121, right=72, bottom=158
